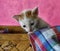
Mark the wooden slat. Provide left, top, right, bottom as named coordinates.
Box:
left=0, top=34, right=29, bottom=40
left=0, top=26, right=27, bottom=33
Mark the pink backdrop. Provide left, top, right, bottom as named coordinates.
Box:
left=0, top=0, right=60, bottom=26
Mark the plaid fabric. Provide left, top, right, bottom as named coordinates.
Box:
left=30, top=26, right=60, bottom=51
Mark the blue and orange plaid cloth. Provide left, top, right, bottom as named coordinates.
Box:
left=29, top=26, right=60, bottom=51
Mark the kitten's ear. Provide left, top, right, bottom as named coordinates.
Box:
left=32, top=7, right=38, bottom=16
left=13, top=15, right=20, bottom=21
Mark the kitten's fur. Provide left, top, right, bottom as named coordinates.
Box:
left=13, top=7, right=49, bottom=34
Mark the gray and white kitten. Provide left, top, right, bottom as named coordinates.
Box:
left=13, top=7, right=49, bottom=34
left=13, top=7, right=60, bottom=51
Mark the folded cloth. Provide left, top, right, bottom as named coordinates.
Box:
left=30, top=26, right=60, bottom=51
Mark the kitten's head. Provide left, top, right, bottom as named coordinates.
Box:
left=13, top=7, right=38, bottom=33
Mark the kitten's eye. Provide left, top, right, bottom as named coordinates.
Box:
left=31, top=22, right=34, bottom=26
left=23, top=25, right=26, bottom=27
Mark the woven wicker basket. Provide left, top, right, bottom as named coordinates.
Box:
left=0, top=26, right=33, bottom=51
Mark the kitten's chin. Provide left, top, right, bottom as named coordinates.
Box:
left=28, top=32, right=33, bottom=35
left=27, top=30, right=37, bottom=35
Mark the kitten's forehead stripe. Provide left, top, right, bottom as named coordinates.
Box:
left=19, top=9, right=37, bottom=20
left=20, top=10, right=32, bottom=19
left=25, top=11, right=32, bottom=18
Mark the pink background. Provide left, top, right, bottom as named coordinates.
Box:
left=0, top=0, right=60, bottom=26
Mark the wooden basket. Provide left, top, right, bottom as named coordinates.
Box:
left=0, top=26, right=33, bottom=51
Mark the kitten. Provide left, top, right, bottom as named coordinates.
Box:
left=13, top=7, right=60, bottom=51
left=13, top=7, right=49, bottom=34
